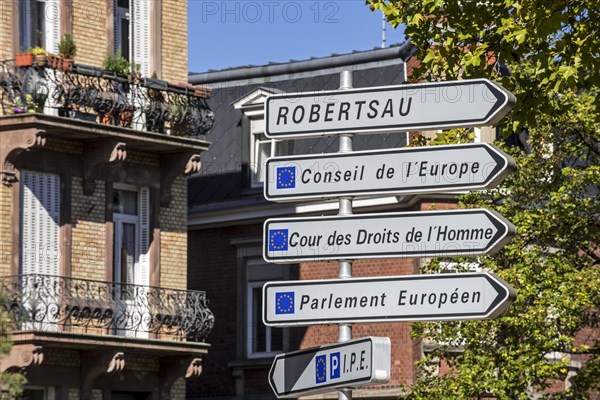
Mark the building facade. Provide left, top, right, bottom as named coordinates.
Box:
left=0, top=1, right=215, bottom=399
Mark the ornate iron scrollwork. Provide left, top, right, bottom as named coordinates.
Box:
left=0, top=60, right=214, bottom=137
left=1, top=274, right=215, bottom=342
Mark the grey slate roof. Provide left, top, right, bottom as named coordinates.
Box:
left=188, top=42, right=418, bottom=209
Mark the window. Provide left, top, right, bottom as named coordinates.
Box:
left=245, top=258, right=288, bottom=358
left=247, top=281, right=283, bottom=356
left=112, top=185, right=150, bottom=338
left=233, top=88, right=289, bottom=188
left=114, top=0, right=130, bottom=60
left=19, top=387, right=55, bottom=400
left=19, top=0, right=60, bottom=52
left=112, top=185, right=149, bottom=288
left=113, top=0, right=150, bottom=76
left=20, top=171, right=60, bottom=277
left=250, top=118, right=279, bottom=187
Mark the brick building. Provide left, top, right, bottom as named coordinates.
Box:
left=0, top=1, right=215, bottom=399
left=184, top=43, right=481, bottom=399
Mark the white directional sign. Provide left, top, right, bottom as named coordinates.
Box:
left=263, top=209, right=515, bottom=263
left=269, top=337, right=391, bottom=398
left=265, top=78, right=516, bottom=139
left=263, top=272, right=516, bottom=326
left=265, top=143, right=515, bottom=201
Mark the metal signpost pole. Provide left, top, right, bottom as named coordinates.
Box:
left=338, top=70, right=353, bottom=400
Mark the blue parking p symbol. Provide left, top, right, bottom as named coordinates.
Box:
left=330, top=352, right=341, bottom=379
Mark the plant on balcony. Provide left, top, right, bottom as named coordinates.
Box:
left=0, top=292, right=26, bottom=397
left=30, top=47, right=47, bottom=67
left=57, top=33, right=77, bottom=71
left=12, top=94, right=44, bottom=114
left=102, top=52, right=130, bottom=76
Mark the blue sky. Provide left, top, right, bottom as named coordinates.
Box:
left=188, top=0, right=406, bottom=73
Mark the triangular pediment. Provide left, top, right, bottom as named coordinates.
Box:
left=232, top=87, right=282, bottom=110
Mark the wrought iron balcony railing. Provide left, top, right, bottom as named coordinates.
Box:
left=1, top=274, right=215, bottom=342
left=0, top=59, right=214, bottom=137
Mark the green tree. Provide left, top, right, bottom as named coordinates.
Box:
left=366, top=0, right=600, bottom=398
left=0, top=294, right=25, bottom=398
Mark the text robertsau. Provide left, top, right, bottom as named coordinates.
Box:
left=265, top=79, right=516, bottom=139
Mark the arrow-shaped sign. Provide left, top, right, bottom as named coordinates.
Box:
left=265, top=78, right=516, bottom=139
left=264, top=209, right=515, bottom=263
left=265, top=143, right=515, bottom=202
left=263, top=272, right=516, bottom=326
left=269, top=337, right=391, bottom=398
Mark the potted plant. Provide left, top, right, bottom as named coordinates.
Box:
left=46, top=52, right=59, bottom=69
left=102, top=51, right=130, bottom=76
left=15, top=51, right=34, bottom=67
left=58, top=33, right=77, bottom=71
left=30, top=47, right=47, bottom=67
left=100, top=52, right=132, bottom=126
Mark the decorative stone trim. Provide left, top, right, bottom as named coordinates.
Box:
left=0, top=128, right=46, bottom=185
left=0, top=344, right=44, bottom=372
left=160, top=152, right=201, bottom=207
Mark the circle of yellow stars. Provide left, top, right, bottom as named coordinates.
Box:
left=278, top=168, right=295, bottom=188
left=316, top=356, right=326, bottom=383
left=276, top=293, right=294, bottom=313
left=270, top=231, right=287, bottom=250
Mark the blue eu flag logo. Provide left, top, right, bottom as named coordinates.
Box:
left=275, top=292, right=295, bottom=314
left=315, top=355, right=327, bottom=384
left=269, top=229, right=288, bottom=251
left=277, top=166, right=296, bottom=189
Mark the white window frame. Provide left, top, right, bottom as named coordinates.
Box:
left=250, top=118, right=277, bottom=188
left=246, top=280, right=283, bottom=358
left=112, top=184, right=150, bottom=338
left=112, top=183, right=150, bottom=288
left=245, top=257, right=288, bottom=359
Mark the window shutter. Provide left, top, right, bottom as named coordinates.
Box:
left=46, top=0, right=60, bottom=53
left=138, top=187, right=150, bottom=287
left=131, top=0, right=150, bottom=77
left=20, top=171, right=60, bottom=276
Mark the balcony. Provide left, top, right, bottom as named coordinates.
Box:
left=0, top=59, right=214, bottom=137
left=1, top=274, right=215, bottom=343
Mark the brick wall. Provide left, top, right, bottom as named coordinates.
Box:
left=0, top=0, right=14, bottom=60
left=71, top=0, right=108, bottom=68
left=187, top=224, right=262, bottom=397
left=160, top=176, right=188, bottom=290
left=161, top=0, right=187, bottom=83
left=0, top=183, right=13, bottom=276
left=71, top=176, right=106, bottom=282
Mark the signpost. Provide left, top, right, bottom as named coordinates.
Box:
left=265, top=143, right=515, bottom=201
left=263, top=272, right=516, bottom=326
left=262, top=71, right=518, bottom=400
left=265, top=78, right=516, bottom=139
left=264, top=209, right=515, bottom=263
left=268, top=337, right=391, bottom=399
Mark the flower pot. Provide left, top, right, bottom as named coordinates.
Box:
left=118, top=110, right=133, bottom=127
left=48, top=55, right=61, bottom=69
left=61, top=59, right=73, bottom=71
left=35, top=54, right=47, bottom=67
left=15, top=53, right=34, bottom=67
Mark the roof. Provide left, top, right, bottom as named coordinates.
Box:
left=189, top=41, right=416, bottom=85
